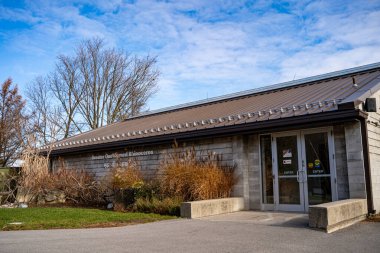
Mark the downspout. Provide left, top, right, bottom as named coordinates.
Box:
left=359, top=115, right=375, bottom=214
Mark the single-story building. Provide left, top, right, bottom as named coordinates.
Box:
left=44, top=62, right=380, bottom=214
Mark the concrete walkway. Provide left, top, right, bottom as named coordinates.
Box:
left=0, top=211, right=379, bottom=253
left=197, top=211, right=309, bottom=227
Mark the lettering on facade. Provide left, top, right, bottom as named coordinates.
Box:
left=91, top=150, right=156, bottom=169
left=91, top=150, right=155, bottom=160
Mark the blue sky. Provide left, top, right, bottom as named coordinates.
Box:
left=1, top=0, right=380, bottom=110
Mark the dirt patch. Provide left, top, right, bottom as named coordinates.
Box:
left=367, top=214, right=380, bottom=222
left=82, top=220, right=153, bottom=228
left=1, top=219, right=161, bottom=231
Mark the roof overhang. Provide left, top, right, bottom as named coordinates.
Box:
left=48, top=109, right=367, bottom=157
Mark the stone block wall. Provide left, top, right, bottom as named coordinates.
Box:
left=247, top=135, right=261, bottom=210
left=53, top=136, right=236, bottom=181
left=367, top=92, right=380, bottom=213
left=344, top=122, right=367, bottom=199
left=52, top=134, right=261, bottom=209
left=51, top=124, right=359, bottom=212
left=333, top=125, right=349, bottom=200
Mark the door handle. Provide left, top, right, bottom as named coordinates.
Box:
left=296, top=170, right=300, bottom=182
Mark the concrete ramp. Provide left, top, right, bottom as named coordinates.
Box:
left=196, top=211, right=309, bottom=228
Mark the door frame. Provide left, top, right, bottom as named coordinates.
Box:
left=260, top=127, right=338, bottom=212
left=272, top=131, right=305, bottom=212
left=300, top=127, right=338, bottom=210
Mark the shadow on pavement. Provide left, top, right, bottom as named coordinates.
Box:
left=269, top=216, right=309, bottom=228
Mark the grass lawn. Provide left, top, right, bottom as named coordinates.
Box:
left=0, top=207, right=175, bottom=231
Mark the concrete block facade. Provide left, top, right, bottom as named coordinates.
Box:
left=52, top=136, right=236, bottom=181
left=344, top=122, right=367, bottom=199
left=53, top=134, right=260, bottom=209
left=367, top=91, right=380, bottom=212
left=333, top=125, right=350, bottom=200
left=247, top=135, right=261, bottom=210
left=52, top=122, right=372, bottom=213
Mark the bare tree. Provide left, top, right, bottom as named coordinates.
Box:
left=27, top=37, right=159, bottom=144
left=76, top=38, right=158, bottom=129
left=50, top=55, right=83, bottom=137
left=0, top=78, right=29, bottom=166
left=27, top=77, right=67, bottom=144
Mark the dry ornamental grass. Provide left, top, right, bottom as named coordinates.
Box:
left=110, top=159, right=143, bottom=189
left=3, top=146, right=110, bottom=206
left=159, top=146, right=236, bottom=201
left=2, top=141, right=236, bottom=213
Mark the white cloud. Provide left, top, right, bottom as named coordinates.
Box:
left=0, top=0, right=380, bottom=109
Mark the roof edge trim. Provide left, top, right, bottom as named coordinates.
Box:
left=48, top=109, right=363, bottom=156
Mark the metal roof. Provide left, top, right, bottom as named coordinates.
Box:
left=44, top=62, right=380, bottom=153
left=133, top=61, right=380, bottom=119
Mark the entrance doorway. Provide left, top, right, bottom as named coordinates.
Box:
left=260, top=128, right=337, bottom=212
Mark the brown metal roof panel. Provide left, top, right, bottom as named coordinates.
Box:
left=44, top=67, right=380, bottom=152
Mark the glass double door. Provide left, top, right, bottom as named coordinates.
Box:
left=272, top=129, right=336, bottom=212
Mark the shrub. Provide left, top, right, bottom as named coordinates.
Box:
left=114, top=180, right=164, bottom=211
left=133, top=196, right=182, bottom=216
left=0, top=168, right=18, bottom=204
left=110, top=159, right=143, bottom=189
left=49, top=168, right=110, bottom=206
left=159, top=145, right=236, bottom=201
left=110, top=160, right=145, bottom=210
left=5, top=146, right=110, bottom=206
left=134, top=180, right=161, bottom=199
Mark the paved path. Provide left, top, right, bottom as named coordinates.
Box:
left=1, top=211, right=379, bottom=253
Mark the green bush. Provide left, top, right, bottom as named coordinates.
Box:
left=133, top=197, right=182, bottom=216
left=134, top=181, right=162, bottom=199
left=114, top=181, right=162, bottom=210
